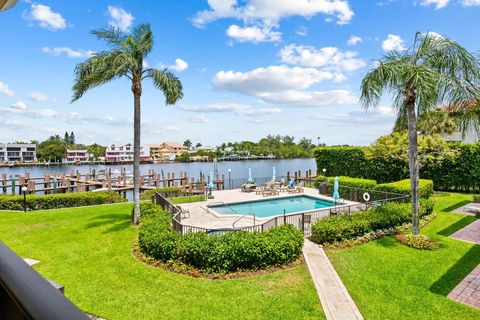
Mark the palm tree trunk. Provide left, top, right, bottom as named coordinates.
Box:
left=132, top=80, right=142, bottom=226
left=405, top=92, right=420, bottom=235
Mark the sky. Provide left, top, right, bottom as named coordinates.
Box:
left=0, top=0, right=479, bottom=147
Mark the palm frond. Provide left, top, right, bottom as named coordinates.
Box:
left=91, top=27, right=127, bottom=49
left=72, top=51, right=135, bottom=101
left=131, top=23, right=153, bottom=56
left=145, top=68, right=184, bottom=105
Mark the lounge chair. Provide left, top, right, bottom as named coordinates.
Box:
left=178, top=207, right=190, bottom=219
left=262, top=184, right=279, bottom=196
left=256, top=182, right=271, bottom=195
left=288, top=182, right=304, bottom=194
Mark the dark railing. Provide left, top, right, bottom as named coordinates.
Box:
left=153, top=184, right=409, bottom=236
left=0, top=241, right=89, bottom=320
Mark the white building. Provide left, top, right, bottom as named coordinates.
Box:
left=0, top=143, right=36, bottom=162
left=63, top=150, right=90, bottom=164
left=445, top=123, right=480, bottom=144
left=105, top=145, right=151, bottom=162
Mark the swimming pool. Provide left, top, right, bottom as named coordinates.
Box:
left=208, top=195, right=337, bottom=218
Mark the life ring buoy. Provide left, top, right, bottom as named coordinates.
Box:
left=363, top=192, right=371, bottom=202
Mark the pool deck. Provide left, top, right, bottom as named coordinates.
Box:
left=178, top=187, right=357, bottom=230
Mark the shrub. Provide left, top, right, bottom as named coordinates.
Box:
left=137, top=202, right=304, bottom=273
left=0, top=191, right=126, bottom=211
left=473, top=194, right=480, bottom=203
left=141, top=187, right=183, bottom=200
left=420, top=198, right=435, bottom=216
left=311, top=202, right=432, bottom=244
left=376, top=179, right=434, bottom=198
left=396, top=234, right=440, bottom=250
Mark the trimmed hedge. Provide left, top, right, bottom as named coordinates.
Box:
left=310, top=202, right=431, bottom=244
left=317, top=176, right=433, bottom=200
left=138, top=203, right=304, bottom=273
left=376, top=179, right=434, bottom=199
left=141, top=187, right=183, bottom=200
left=315, top=143, right=480, bottom=192
left=0, top=191, right=126, bottom=211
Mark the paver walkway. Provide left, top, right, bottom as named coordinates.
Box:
left=303, top=239, right=363, bottom=320
left=448, top=219, right=480, bottom=310
left=450, top=219, right=480, bottom=244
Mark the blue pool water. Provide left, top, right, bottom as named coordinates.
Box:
left=209, top=195, right=335, bottom=218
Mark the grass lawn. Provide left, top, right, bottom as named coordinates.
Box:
left=327, top=192, right=480, bottom=320
left=0, top=203, right=324, bottom=320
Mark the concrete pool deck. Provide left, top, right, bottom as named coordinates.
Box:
left=178, top=187, right=357, bottom=230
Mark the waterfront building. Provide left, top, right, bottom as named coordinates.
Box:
left=0, top=143, right=36, bottom=162
left=147, top=142, right=187, bottom=160
left=63, top=150, right=90, bottom=165
left=105, top=145, right=151, bottom=162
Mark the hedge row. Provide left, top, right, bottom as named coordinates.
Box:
left=376, top=179, right=434, bottom=199
left=140, top=187, right=183, bottom=200
left=318, top=176, right=434, bottom=199
left=138, top=203, right=304, bottom=273
left=0, top=191, right=126, bottom=211
left=310, top=200, right=434, bottom=244
left=315, top=143, right=480, bottom=192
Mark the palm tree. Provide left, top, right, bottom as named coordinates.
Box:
left=361, top=32, right=480, bottom=235
left=72, top=24, right=184, bottom=225
left=394, top=108, right=457, bottom=135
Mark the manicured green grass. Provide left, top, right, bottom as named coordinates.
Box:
left=327, top=193, right=480, bottom=320
left=0, top=203, right=324, bottom=320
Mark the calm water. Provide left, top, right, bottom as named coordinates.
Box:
left=0, top=159, right=317, bottom=181
left=210, top=195, right=335, bottom=218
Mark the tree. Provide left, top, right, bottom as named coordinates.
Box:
left=64, top=131, right=70, bottom=145
left=183, top=139, right=192, bottom=149
left=394, top=108, right=457, bottom=135
left=37, top=136, right=67, bottom=162
left=299, top=137, right=313, bottom=149
left=360, top=32, right=480, bottom=235
left=70, top=131, right=76, bottom=145
left=195, top=142, right=202, bottom=148
left=72, top=24, right=183, bottom=225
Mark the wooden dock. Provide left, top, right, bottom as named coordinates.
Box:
left=0, top=169, right=227, bottom=196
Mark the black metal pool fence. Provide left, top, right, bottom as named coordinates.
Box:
left=154, top=182, right=409, bottom=236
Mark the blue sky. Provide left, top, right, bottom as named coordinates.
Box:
left=0, top=0, right=479, bottom=147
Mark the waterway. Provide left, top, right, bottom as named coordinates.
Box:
left=0, top=158, right=317, bottom=180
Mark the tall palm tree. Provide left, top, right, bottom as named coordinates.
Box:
left=361, top=32, right=480, bottom=235
left=72, top=24, right=183, bottom=225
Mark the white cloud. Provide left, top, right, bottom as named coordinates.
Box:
left=42, top=47, right=94, bottom=58
left=296, top=26, right=308, bottom=36
left=169, top=58, right=189, bottom=72
left=226, top=24, right=281, bottom=43
left=188, top=115, right=211, bottom=123
left=313, top=105, right=395, bottom=125
left=192, top=0, right=354, bottom=27
left=381, top=34, right=406, bottom=52
left=347, top=35, right=362, bottom=46
left=28, top=4, right=66, bottom=31
left=29, top=92, right=53, bottom=102
left=213, top=65, right=335, bottom=96
left=0, top=81, right=15, bottom=97
left=420, top=0, right=449, bottom=9
left=461, top=0, right=480, bottom=6
left=107, top=6, right=134, bottom=32
left=261, top=89, right=357, bottom=106
left=10, top=101, right=27, bottom=111
left=279, top=44, right=366, bottom=72
left=179, top=102, right=281, bottom=116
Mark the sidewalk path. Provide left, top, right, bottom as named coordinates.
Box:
left=447, top=219, right=480, bottom=310
left=303, top=239, right=363, bottom=320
